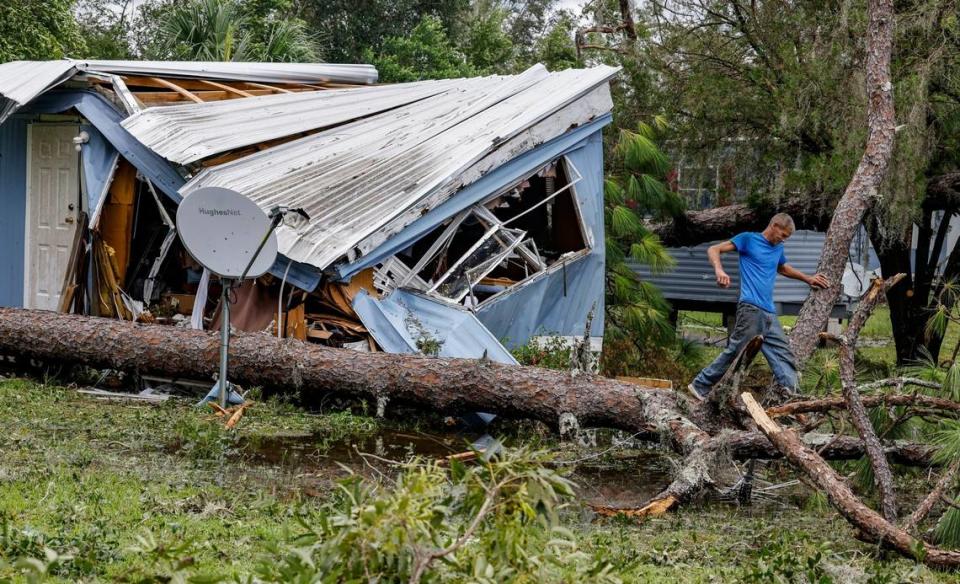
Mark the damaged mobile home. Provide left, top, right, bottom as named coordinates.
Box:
left=0, top=59, right=617, bottom=364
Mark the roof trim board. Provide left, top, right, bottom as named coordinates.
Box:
left=82, top=60, right=378, bottom=85
left=25, top=90, right=187, bottom=201
left=21, top=89, right=323, bottom=292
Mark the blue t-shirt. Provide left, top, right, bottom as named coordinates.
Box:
left=730, top=232, right=786, bottom=313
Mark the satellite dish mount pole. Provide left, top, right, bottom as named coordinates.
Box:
left=217, top=279, right=233, bottom=409
left=177, top=187, right=307, bottom=410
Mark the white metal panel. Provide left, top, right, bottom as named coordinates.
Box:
left=122, top=78, right=463, bottom=164
left=358, top=84, right=613, bottom=256
left=0, top=61, right=79, bottom=124
left=180, top=65, right=619, bottom=271
left=82, top=60, right=378, bottom=85
left=0, top=58, right=379, bottom=125
left=25, top=124, right=80, bottom=311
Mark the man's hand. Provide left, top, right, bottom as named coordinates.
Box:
left=807, top=273, right=829, bottom=289
left=716, top=270, right=731, bottom=288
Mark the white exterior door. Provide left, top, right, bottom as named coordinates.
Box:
left=25, top=125, right=80, bottom=311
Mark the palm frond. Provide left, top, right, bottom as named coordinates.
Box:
left=618, top=130, right=670, bottom=176
left=260, top=18, right=321, bottom=62
left=652, top=114, right=669, bottom=133
left=605, top=237, right=625, bottom=265
left=604, top=178, right=626, bottom=206
left=944, top=361, right=960, bottom=401
left=933, top=420, right=960, bottom=465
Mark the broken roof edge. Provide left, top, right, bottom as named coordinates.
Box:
left=251, top=67, right=617, bottom=271
left=17, top=87, right=324, bottom=293
left=334, top=114, right=613, bottom=281
left=23, top=89, right=187, bottom=201
left=0, top=58, right=379, bottom=126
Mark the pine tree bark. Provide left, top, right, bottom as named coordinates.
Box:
left=0, top=308, right=937, bottom=461
left=789, top=0, right=897, bottom=365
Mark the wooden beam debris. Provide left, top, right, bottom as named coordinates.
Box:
left=147, top=77, right=203, bottom=103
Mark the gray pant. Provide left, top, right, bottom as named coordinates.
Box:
left=692, top=302, right=799, bottom=392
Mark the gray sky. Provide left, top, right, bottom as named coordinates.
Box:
left=555, top=0, right=589, bottom=13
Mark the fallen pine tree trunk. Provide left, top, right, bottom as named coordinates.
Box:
left=0, top=307, right=934, bottom=460
left=0, top=308, right=688, bottom=436
left=0, top=308, right=951, bottom=523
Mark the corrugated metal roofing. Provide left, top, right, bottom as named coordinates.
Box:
left=82, top=60, right=378, bottom=85
left=0, top=61, right=78, bottom=124
left=631, top=231, right=857, bottom=313
left=0, top=59, right=378, bottom=126
left=122, top=78, right=466, bottom=164
left=181, top=64, right=619, bottom=271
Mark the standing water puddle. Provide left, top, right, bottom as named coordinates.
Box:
left=242, top=429, right=673, bottom=508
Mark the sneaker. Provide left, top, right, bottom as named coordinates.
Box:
left=686, top=383, right=709, bottom=402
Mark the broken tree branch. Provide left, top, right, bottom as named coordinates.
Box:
left=767, top=392, right=960, bottom=419
left=903, top=459, right=960, bottom=535
left=838, top=275, right=905, bottom=522
left=0, top=307, right=945, bottom=530
left=741, top=392, right=960, bottom=569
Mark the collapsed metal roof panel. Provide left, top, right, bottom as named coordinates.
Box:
left=82, top=60, right=378, bottom=85
left=0, top=60, right=79, bottom=124
left=0, top=58, right=378, bottom=126
left=121, top=78, right=468, bottom=165
left=181, top=64, right=619, bottom=271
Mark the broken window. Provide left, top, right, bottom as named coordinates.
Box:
left=378, top=156, right=590, bottom=307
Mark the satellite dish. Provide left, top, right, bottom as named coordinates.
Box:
left=177, top=186, right=278, bottom=278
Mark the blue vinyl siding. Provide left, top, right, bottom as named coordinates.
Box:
left=0, top=117, right=27, bottom=307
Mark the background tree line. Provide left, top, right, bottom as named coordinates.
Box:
left=0, top=0, right=580, bottom=79
left=3, top=0, right=959, bottom=369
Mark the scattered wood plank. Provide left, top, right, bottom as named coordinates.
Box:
left=225, top=402, right=253, bottom=429
left=78, top=388, right=171, bottom=403
left=616, top=376, right=673, bottom=390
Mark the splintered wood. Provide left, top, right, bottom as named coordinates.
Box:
left=590, top=495, right=678, bottom=519
left=208, top=401, right=254, bottom=429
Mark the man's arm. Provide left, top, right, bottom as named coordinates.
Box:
left=707, top=241, right=737, bottom=288
left=778, top=263, right=829, bottom=288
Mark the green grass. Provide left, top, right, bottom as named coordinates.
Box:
left=0, top=376, right=956, bottom=581
left=0, top=378, right=381, bottom=581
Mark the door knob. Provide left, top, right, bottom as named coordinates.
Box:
left=65, top=216, right=75, bottom=224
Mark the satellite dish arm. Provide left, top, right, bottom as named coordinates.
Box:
left=239, top=213, right=284, bottom=282
left=237, top=206, right=311, bottom=281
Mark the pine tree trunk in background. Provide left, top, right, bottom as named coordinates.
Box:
left=868, top=224, right=922, bottom=364
left=789, top=0, right=896, bottom=366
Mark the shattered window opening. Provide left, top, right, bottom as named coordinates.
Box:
left=386, top=156, right=590, bottom=308
left=429, top=226, right=526, bottom=302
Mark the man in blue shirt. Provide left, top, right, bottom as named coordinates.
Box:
left=687, top=213, right=829, bottom=401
